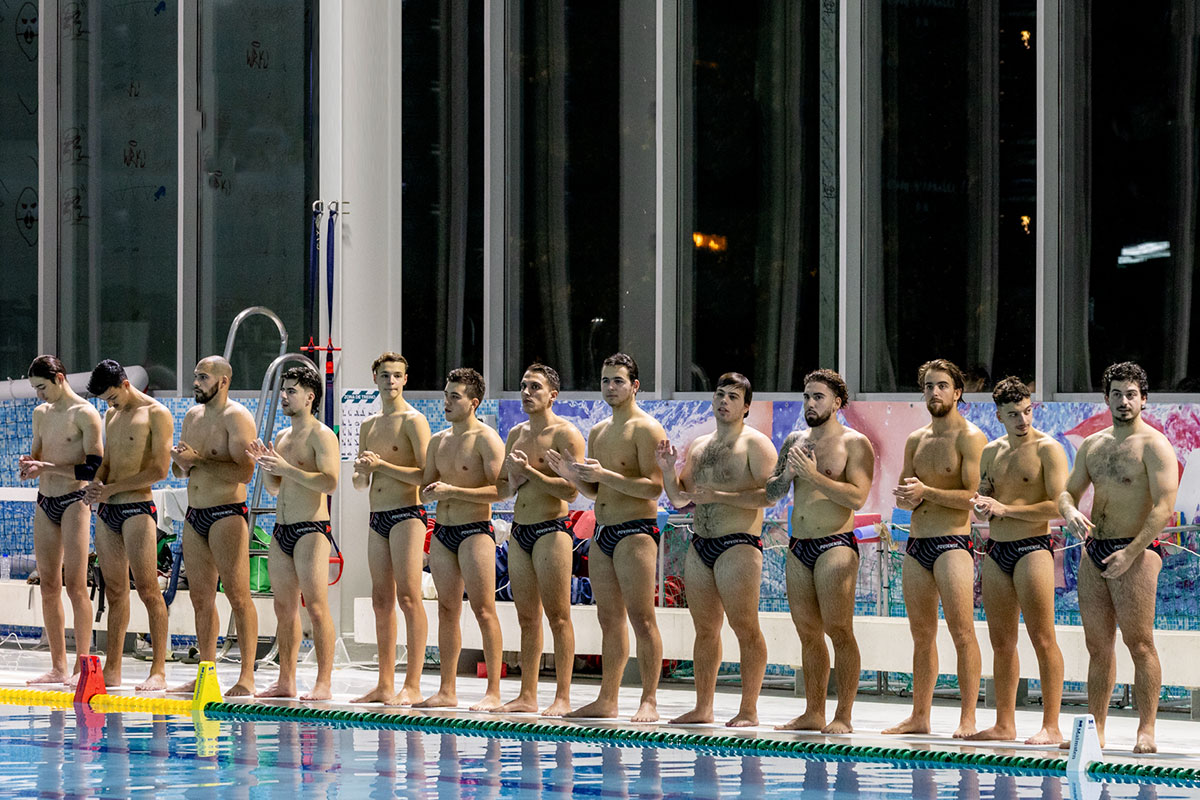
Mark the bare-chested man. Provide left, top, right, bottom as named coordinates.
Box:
left=19, top=355, right=101, bottom=685
left=350, top=353, right=432, bottom=706
left=765, top=369, right=875, bottom=734
left=169, top=356, right=259, bottom=696
left=968, top=377, right=1067, bottom=745
left=248, top=365, right=340, bottom=700
left=81, top=360, right=172, bottom=690
left=548, top=353, right=666, bottom=723
left=656, top=372, right=776, bottom=727
left=1058, top=362, right=1178, bottom=754
left=495, top=364, right=585, bottom=716
left=416, top=368, right=505, bottom=711
left=885, top=358, right=985, bottom=738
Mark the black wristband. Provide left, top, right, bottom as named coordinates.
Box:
left=74, top=453, right=103, bottom=481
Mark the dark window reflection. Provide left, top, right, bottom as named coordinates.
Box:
left=862, top=0, right=1036, bottom=393
left=1060, top=2, right=1200, bottom=393
left=506, top=1, right=657, bottom=392
left=678, top=1, right=837, bottom=393
left=401, top=0, right=485, bottom=391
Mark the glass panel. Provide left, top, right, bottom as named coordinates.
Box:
left=1059, top=3, right=1200, bottom=393
left=861, top=0, right=1036, bottom=393
left=504, top=0, right=657, bottom=392
left=400, top=0, right=485, bottom=391
left=197, top=0, right=316, bottom=390
left=677, top=1, right=838, bottom=393
left=57, top=1, right=178, bottom=389
left=0, top=0, right=40, bottom=380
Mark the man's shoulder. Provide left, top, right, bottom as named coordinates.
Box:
left=631, top=409, right=665, bottom=436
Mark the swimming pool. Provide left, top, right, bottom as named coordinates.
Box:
left=0, top=705, right=1191, bottom=799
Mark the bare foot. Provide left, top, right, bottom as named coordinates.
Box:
left=351, top=685, right=395, bottom=704
left=966, top=724, right=1016, bottom=742
left=630, top=700, right=658, bottom=723
left=497, top=697, right=539, bottom=714
left=726, top=711, right=757, bottom=728
left=565, top=699, right=619, bottom=719
left=300, top=684, right=332, bottom=701
left=1133, top=731, right=1156, bottom=754
left=389, top=687, right=422, bottom=707
left=821, top=718, right=853, bottom=735
left=541, top=698, right=572, bottom=717
left=102, top=666, right=121, bottom=688
left=952, top=721, right=978, bottom=739
left=167, top=680, right=195, bottom=695
left=254, top=682, right=295, bottom=699
left=470, top=694, right=503, bottom=712
left=669, top=708, right=715, bottom=725
left=1024, top=727, right=1064, bottom=746
left=413, top=690, right=457, bottom=709
left=135, top=674, right=167, bottom=692
left=775, top=711, right=825, bottom=731
left=226, top=682, right=254, bottom=698
left=26, top=669, right=68, bottom=686
left=882, top=716, right=930, bottom=735
left=64, top=672, right=82, bottom=689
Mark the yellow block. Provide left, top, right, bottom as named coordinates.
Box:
left=192, top=661, right=223, bottom=711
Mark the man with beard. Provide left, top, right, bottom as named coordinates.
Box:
left=350, top=353, right=432, bottom=706
left=884, top=358, right=985, bottom=739
left=548, top=353, right=667, bottom=723
left=169, top=356, right=259, bottom=696
left=656, top=372, right=776, bottom=727
left=247, top=365, right=340, bottom=700
left=19, top=355, right=102, bottom=686
left=415, top=368, right=506, bottom=711
left=968, top=376, right=1067, bottom=745
left=494, top=363, right=586, bottom=716
left=1058, top=362, right=1178, bottom=754
left=83, top=360, right=173, bottom=690
left=765, top=369, right=874, bottom=733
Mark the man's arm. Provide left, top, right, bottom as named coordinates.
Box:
left=764, top=432, right=801, bottom=504
left=177, top=409, right=257, bottom=484
left=88, top=407, right=173, bottom=501
left=790, top=434, right=874, bottom=510
left=1057, top=437, right=1094, bottom=538
left=495, top=427, right=520, bottom=501
left=417, top=435, right=442, bottom=503
left=284, top=426, right=341, bottom=495
left=656, top=438, right=692, bottom=509
left=904, top=428, right=985, bottom=510
left=20, top=407, right=104, bottom=481
left=556, top=427, right=600, bottom=500
left=351, top=417, right=376, bottom=491
left=1102, top=436, right=1179, bottom=579
left=892, top=434, right=920, bottom=510
left=370, top=415, right=431, bottom=486
left=575, top=422, right=664, bottom=500
left=977, top=439, right=1069, bottom=523
left=434, top=430, right=504, bottom=503
left=516, top=425, right=582, bottom=501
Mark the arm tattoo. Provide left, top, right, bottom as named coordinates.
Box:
left=765, top=432, right=800, bottom=504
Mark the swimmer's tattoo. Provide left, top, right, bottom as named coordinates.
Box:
left=765, top=432, right=802, bottom=504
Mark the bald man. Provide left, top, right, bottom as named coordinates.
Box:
left=168, top=356, right=260, bottom=695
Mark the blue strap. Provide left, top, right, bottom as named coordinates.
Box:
left=308, top=205, right=322, bottom=343
left=324, top=204, right=339, bottom=430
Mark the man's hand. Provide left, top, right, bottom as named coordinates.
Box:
left=893, top=477, right=927, bottom=509
left=545, top=449, right=576, bottom=481
left=170, top=441, right=200, bottom=471
left=970, top=492, right=1005, bottom=521
left=571, top=458, right=610, bottom=484
left=83, top=481, right=109, bottom=505
left=246, top=439, right=288, bottom=477
left=1101, top=545, right=1138, bottom=580
left=17, top=455, right=49, bottom=481
left=1062, top=506, right=1094, bottom=540
left=422, top=481, right=451, bottom=501
left=354, top=451, right=382, bottom=474
left=788, top=444, right=820, bottom=485
left=507, top=450, right=530, bottom=489
left=686, top=485, right=718, bottom=505
left=655, top=440, right=679, bottom=474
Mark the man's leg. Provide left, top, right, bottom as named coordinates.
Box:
left=29, top=509, right=69, bottom=684
left=59, top=500, right=94, bottom=685
left=933, top=549, right=980, bottom=738
left=459, top=533, right=503, bottom=712
left=670, top=546, right=724, bottom=725
left=173, top=524, right=219, bottom=693
left=779, top=555, right=829, bottom=730
left=564, top=549, right=626, bottom=719
left=353, top=529, right=399, bottom=703
left=713, top=544, right=765, bottom=728
left=123, top=515, right=170, bottom=691
left=94, top=524, right=131, bottom=687
left=533, top=529, right=575, bottom=716
left=813, top=546, right=860, bottom=734
left=258, top=540, right=301, bottom=698
left=414, top=539, right=464, bottom=708
left=207, top=515, right=258, bottom=695
left=1077, top=556, right=1117, bottom=748
left=883, top=556, right=941, bottom=735
left=969, top=558, right=1019, bottom=741
left=1110, top=550, right=1163, bottom=753
left=612, top=534, right=662, bottom=723
left=391, top=517, right=429, bottom=704
left=1013, top=550, right=1064, bottom=745
left=498, top=542, right=543, bottom=713
left=292, top=532, right=335, bottom=700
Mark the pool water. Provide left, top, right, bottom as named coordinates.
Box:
left=0, top=705, right=1191, bottom=799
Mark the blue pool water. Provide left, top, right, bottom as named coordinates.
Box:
left=0, top=705, right=1192, bottom=799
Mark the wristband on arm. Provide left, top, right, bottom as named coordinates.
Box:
left=74, top=454, right=103, bottom=481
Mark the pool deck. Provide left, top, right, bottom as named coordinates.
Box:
left=3, top=650, right=1198, bottom=772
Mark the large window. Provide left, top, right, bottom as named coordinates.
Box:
left=197, top=0, right=316, bottom=390
left=1059, top=2, right=1200, bottom=393
left=0, top=1, right=39, bottom=380
left=57, top=1, right=178, bottom=389
left=861, top=0, right=1036, bottom=393
left=677, top=1, right=837, bottom=393
left=504, top=0, right=657, bottom=392
left=400, top=0, right=485, bottom=391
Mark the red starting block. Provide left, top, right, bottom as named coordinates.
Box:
left=73, top=654, right=107, bottom=705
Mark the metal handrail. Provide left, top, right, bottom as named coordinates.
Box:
left=222, top=306, right=289, bottom=364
